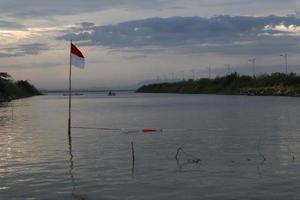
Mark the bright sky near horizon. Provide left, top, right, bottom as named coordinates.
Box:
left=1, top=0, right=300, bottom=89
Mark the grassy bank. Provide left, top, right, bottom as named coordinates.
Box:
left=0, top=73, right=41, bottom=102
left=136, top=72, right=300, bottom=97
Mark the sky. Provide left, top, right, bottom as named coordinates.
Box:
left=1, top=0, right=300, bottom=89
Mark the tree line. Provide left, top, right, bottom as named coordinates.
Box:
left=0, top=72, right=41, bottom=101
left=136, top=72, right=300, bottom=96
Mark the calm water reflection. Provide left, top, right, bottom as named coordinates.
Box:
left=0, top=93, right=299, bottom=199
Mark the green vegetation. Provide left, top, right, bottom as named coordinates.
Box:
left=136, top=72, right=300, bottom=96
left=0, top=72, right=41, bottom=102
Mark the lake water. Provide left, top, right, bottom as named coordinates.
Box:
left=0, top=92, right=299, bottom=199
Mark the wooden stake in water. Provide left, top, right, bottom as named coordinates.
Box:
left=131, top=141, right=135, bottom=174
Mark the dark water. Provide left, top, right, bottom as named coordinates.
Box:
left=0, top=92, right=299, bottom=199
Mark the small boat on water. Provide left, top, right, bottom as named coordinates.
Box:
left=108, top=91, right=116, bottom=96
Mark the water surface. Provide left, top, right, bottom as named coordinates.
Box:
left=0, top=92, right=299, bottom=199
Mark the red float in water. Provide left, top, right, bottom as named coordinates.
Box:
left=142, top=128, right=161, bottom=133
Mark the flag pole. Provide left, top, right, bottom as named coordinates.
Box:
left=68, top=40, right=72, bottom=140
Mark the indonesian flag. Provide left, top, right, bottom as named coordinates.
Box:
left=71, top=43, right=85, bottom=69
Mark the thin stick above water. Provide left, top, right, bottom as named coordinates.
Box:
left=131, top=141, right=135, bottom=174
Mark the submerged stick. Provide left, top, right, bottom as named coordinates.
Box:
left=257, top=139, right=266, bottom=162
left=131, top=141, right=135, bottom=174
left=175, top=147, right=201, bottom=169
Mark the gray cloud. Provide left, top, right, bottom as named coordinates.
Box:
left=0, top=43, right=48, bottom=58
left=0, top=20, right=25, bottom=29
left=0, top=0, right=298, bottom=19
left=199, top=0, right=294, bottom=7
left=57, top=15, right=300, bottom=55
left=0, top=0, right=171, bottom=18
left=123, top=55, right=148, bottom=60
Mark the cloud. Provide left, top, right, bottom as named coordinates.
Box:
left=196, top=0, right=295, bottom=7
left=123, top=55, right=148, bottom=60
left=264, top=24, right=300, bottom=36
left=0, top=0, right=298, bottom=19
left=0, top=43, right=48, bottom=58
left=57, top=15, right=300, bottom=55
left=0, top=0, right=171, bottom=18
left=0, top=20, right=25, bottom=29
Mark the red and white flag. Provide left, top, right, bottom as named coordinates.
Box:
left=71, top=43, right=85, bottom=69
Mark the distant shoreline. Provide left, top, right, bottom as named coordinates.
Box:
left=136, top=72, right=300, bottom=97
left=0, top=91, right=42, bottom=103
left=41, top=89, right=135, bottom=94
